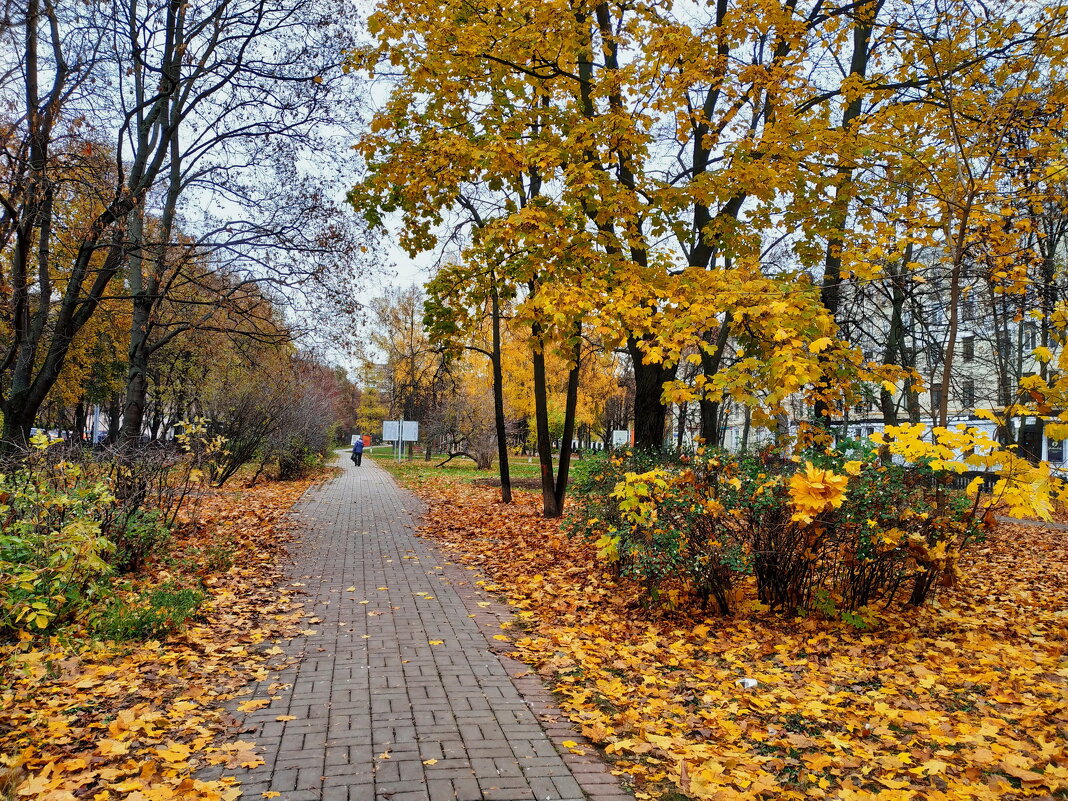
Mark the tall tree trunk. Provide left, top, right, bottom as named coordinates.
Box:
left=530, top=317, right=583, bottom=518
left=880, top=244, right=912, bottom=426
left=122, top=284, right=152, bottom=445
left=904, top=356, right=922, bottom=424
left=122, top=99, right=182, bottom=447
left=149, top=401, right=163, bottom=441
left=629, top=336, right=672, bottom=451
left=816, top=0, right=879, bottom=424
left=74, top=400, right=88, bottom=444
left=553, top=327, right=582, bottom=514
left=106, top=395, right=123, bottom=445
left=676, top=401, right=687, bottom=452
left=937, top=213, right=970, bottom=428
left=698, top=322, right=730, bottom=445
left=490, top=283, right=512, bottom=503
left=531, top=321, right=559, bottom=517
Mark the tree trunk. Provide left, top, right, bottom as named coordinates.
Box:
left=122, top=288, right=152, bottom=446
left=937, top=221, right=968, bottom=429
left=74, top=400, right=88, bottom=444
left=629, top=336, right=672, bottom=451
left=676, top=401, right=687, bottom=452
left=880, top=244, right=911, bottom=427
left=553, top=327, right=582, bottom=514
left=698, top=322, right=730, bottom=446
left=531, top=321, right=559, bottom=517
left=106, top=395, right=123, bottom=444
left=122, top=103, right=182, bottom=448
left=149, top=401, right=163, bottom=441
left=816, top=1, right=878, bottom=425
left=491, top=284, right=512, bottom=503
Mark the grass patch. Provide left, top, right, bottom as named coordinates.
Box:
left=368, top=449, right=551, bottom=484
left=92, top=581, right=205, bottom=641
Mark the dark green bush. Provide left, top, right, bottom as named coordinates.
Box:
left=112, top=509, right=172, bottom=573
left=277, top=435, right=319, bottom=480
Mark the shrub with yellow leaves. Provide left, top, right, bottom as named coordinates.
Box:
left=569, top=453, right=746, bottom=613
left=569, top=432, right=1027, bottom=618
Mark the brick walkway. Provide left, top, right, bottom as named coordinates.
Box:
left=218, top=456, right=633, bottom=801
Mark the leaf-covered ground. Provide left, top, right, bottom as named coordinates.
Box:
left=408, top=477, right=1068, bottom=801
left=0, top=476, right=322, bottom=801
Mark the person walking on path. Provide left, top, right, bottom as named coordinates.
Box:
left=351, top=435, right=364, bottom=466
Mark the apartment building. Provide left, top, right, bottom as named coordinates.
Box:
left=706, top=256, right=1067, bottom=465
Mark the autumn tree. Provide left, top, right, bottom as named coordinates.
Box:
left=0, top=0, right=369, bottom=450
left=0, top=0, right=193, bottom=447
left=114, top=0, right=369, bottom=445
left=367, top=285, right=447, bottom=451
left=349, top=0, right=905, bottom=460
left=426, top=257, right=517, bottom=499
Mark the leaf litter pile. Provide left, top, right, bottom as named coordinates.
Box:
left=412, top=478, right=1067, bottom=801
left=1, top=477, right=319, bottom=801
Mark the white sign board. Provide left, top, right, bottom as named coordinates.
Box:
left=382, top=420, right=420, bottom=442
left=612, top=429, right=629, bottom=447
left=350, top=434, right=359, bottom=446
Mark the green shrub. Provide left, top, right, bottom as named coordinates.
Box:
left=0, top=435, right=207, bottom=636
left=569, top=444, right=987, bottom=617
left=0, top=440, right=117, bottom=633
left=93, top=581, right=204, bottom=641
left=567, top=451, right=746, bottom=614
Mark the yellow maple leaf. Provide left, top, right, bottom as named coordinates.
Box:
left=96, top=739, right=131, bottom=756
left=789, top=462, right=849, bottom=521
left=155, top=741, right=191, bottom=763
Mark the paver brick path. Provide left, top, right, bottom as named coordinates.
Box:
left=220, top=456, right=633, bottom=801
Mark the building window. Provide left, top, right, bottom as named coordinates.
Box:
left=931, top=387, right=943, bottom=410
left=962, top=336, right=974, bottom=362
left=962, top=378, right=975, bottom=407
left=962, top=299, right=976, bottom=322
left=1049, top=439, right=1065, bottom=462
left=1026, top=325, right=1038, bottom=350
